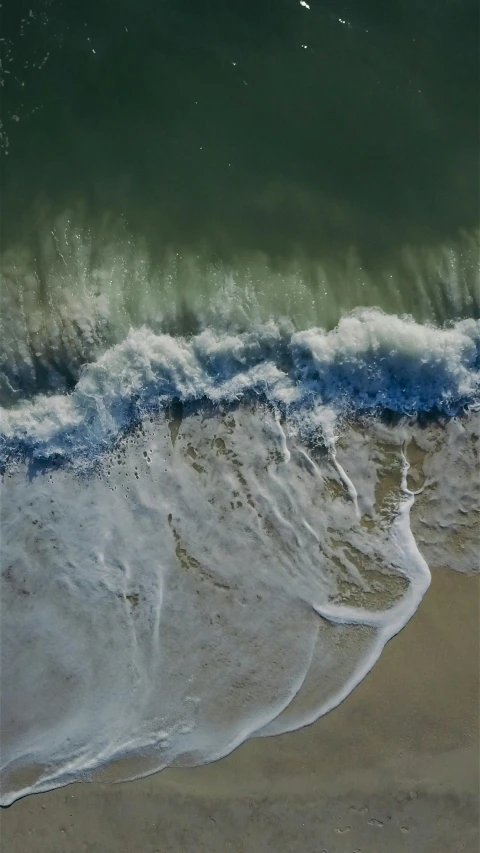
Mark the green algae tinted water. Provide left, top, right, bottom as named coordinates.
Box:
left=1, top=1, right=478, bottom=402
left=1, top=1, right=477, bottom=257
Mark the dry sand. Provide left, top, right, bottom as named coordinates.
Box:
left=1, top=567, right=478, bottom=853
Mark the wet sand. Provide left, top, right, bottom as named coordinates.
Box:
left=1, top=567, right=478, bottom=852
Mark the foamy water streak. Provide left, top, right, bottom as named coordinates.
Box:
left=1, top=402, right=435, bottom=805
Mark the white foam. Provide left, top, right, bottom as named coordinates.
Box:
left=1, top=216, right=478, bottom=403
left=1, top=404, right=436, bottom=804
left=1, top=311, right=478, bottom=467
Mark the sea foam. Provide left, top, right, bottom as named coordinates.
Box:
left=1, top=403, right=434, bottom=805
left=1, top=309, right=478, bottom=806
left=1, top=310, right=479, bottom=468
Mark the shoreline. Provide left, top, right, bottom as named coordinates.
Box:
left=1, top=566, right=478, bottom=851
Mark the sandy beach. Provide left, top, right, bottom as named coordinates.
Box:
left=1, top=566, right=478, bottom=853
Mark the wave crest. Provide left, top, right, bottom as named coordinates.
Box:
left=1, top=310, right=479, bottom=468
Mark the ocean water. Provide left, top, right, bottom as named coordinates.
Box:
left=0, top=0, right=479, bottom=804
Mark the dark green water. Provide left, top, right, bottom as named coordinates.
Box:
left=0, top=0, right=479, bottom=403
left=2, top=0, right=478, bottom=259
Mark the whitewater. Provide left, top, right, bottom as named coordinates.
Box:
left=1, top=227, right=479, bottom=806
